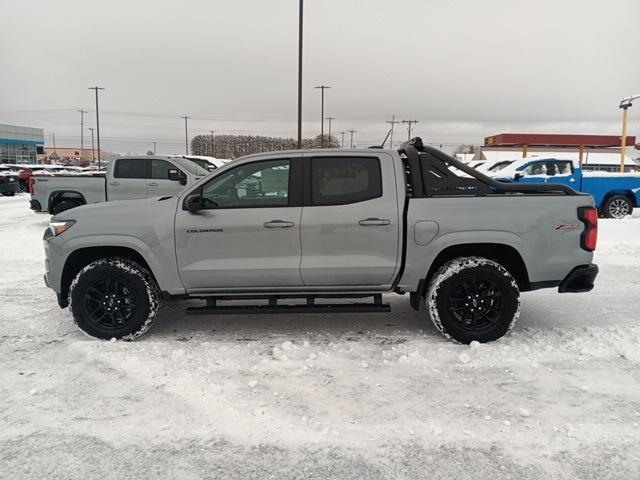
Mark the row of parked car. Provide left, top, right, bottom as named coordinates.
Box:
left=463, top=156, right=640, bottom=218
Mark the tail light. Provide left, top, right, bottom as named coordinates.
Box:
left=578, top=207, right=598, bottom=252
left=29, top=176, right=35, bottom=195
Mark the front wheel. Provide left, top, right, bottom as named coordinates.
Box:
left=601, top=195, right=633, bottom=219
left=426, top=257, right=521, bottom=344
left=51, top=198, right=83, bottom=215
left=69, top=258, right=160, bottom=340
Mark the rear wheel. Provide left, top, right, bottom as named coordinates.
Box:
left=426, top=257, right=521, bottom=344
left=3, top=192, right=16, bottom=196
left=69, top=258, right=160, bottom=340
left=51, top=198, right=83, bottom=215
left=602, top=195, right=633, bottom=219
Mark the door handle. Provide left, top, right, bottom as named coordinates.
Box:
left=359, top=218, right=391, bottom=226
left=148, top=182, right=159, bottom=186
left=263, top=220, right=295, bottom=229
left=109, top=182, right=120, bottom=186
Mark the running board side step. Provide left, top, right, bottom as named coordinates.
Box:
left=185, top=293, right=390, bottom=315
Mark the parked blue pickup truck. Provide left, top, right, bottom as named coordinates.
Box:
left=493, top=157, right=640, bottom=218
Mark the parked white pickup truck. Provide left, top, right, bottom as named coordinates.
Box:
left=30, top=156, right=208, bottom=214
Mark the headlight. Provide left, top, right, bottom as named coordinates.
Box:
left=44, top=220, right=76, bottom=240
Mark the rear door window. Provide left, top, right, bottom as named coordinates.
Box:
left=310, top=156, right=382, bottom=206
left=114, top=159, right=147, bottom=179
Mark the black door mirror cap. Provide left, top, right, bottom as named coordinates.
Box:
left=184, top=193, right=202, bottom=212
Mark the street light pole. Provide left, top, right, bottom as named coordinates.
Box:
left=78, top=109, right=87, bottom=161
left=88, top=86, right=105, bottom=170
left=181, top=116, right=191, bottom=155
left=88, top=128, right=95, bottom=163
left=297, top=0, right=304, bottom=149
left=315, top=85, right=331, bottom=147
left=340, top=131, right=346, bottom=148
left=152, top=141, right=157, bottom=156
left=210, top=130, right=215, bottom=157
left=619, top=95, right=640, bottom=173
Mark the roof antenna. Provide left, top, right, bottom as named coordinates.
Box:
left=369, top=127, right=393, bottom=149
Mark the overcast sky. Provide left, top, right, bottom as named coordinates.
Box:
left=1, top=0, right=639, bottom=154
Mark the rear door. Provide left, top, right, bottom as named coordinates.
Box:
left=108, top=159, right=148, bottom=201
left=147, top=158, right=187, bottom=197
left=299, top=153, right=400, bottom=287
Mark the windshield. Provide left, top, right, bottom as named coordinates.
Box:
left=488, top=160, right=514, bottom=172
left=173, top=158, right=208, bottom=176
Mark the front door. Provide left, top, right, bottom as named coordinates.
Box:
left=299, top=153, right=400, bottom=287
left=518, top=159, right=577, bottom=187
left=147, top=158, right=188, bottom=197
left=109, top=158, right=148, bottom=201
left=175, top=157, right=303, bottom=290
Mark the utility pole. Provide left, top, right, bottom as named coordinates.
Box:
left=326, top=116, right=335, bottom=145
left=78, top=109, right=87, bottom=161
left=88, top=86, right=105, bottom=169
left=181, top=116, right=191, bottom=155
left=386, top=115, right=400, bottom=149
left=401, top=120, right=418, bottom=140
left=314, top=85, right=331, bottom=147
left=210, top=130, right=215, bottom=157
left=88, top=128, right=95, bottom=163
left=297, top=0, right=304, bottom=149
left=347, top=129, right=357, bottom=148
left=340, top=131, right=346, bottom=148
left=152, top=141, right=157, bottom=155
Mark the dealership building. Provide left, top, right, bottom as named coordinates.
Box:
left=0, top=123, right=45, bottom=164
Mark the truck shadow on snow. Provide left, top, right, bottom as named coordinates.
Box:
left=149, top=294, right=438, bottom=341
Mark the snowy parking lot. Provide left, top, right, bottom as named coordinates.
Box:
left=1, top=193, right=639, bottom=479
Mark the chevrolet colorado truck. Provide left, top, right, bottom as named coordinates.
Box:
left=30, top=156, right=208, bottom=214
left=42, top=139, right=599, bottom=343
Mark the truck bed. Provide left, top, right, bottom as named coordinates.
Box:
left=30, top=174, right=107, bottom=212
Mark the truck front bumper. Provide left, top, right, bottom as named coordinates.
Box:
left=558, top=264, right=599, bottom=293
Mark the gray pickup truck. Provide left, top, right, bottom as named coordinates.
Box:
left=30, top=156, right=208, bottom=214
left=42, top=139, right=599, bottom=343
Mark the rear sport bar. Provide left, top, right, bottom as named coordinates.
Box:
left=399, top=138, right=580, bottom=196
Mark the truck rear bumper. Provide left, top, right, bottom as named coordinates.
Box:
left=558, top=264, right=599, bottom=293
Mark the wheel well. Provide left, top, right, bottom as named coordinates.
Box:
left=48, top=191, right=86, bottom=213
left=60, top=246, right=156, bottom=307
left=602, top=190, right=636, bottom=206
left=424, top=243, right=530, bottom=292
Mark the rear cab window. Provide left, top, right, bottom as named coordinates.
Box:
left=114, top=159, right=147, bottom=179
left=310, top=156, right=382, bottom=206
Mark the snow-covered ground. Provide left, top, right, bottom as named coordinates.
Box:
left=1, top=194, right=639, bottom=479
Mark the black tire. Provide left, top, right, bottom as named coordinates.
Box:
left=601, top=195, right=633, bottom=219
left=3, top=192, right=16, bottom=196
left=426, top=257, right=521, bottom=344
left=69, top=258, right=160, bottom=340
left=51, top=198, right=83, bottom=215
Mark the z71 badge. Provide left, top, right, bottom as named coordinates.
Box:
left=554, top=224, right=580, bottom=231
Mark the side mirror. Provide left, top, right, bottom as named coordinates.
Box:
left=514, top=172, right=524, bottom=181
left=168, top=169, right=188, bottom=185
left=184, top=192, right=202, bottom=212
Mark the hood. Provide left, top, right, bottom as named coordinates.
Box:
left=53, top=196, right=179, bottom=222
